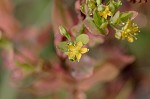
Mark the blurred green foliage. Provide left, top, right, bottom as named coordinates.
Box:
left=0, top=0, right=150, bottom=99
left=13, top=0, right=52, bottom=27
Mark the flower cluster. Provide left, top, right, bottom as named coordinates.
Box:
left=115, top=20, right=139, bottom=42
left=58, top=0, right=140, bottom=62
left=80, top=0, right=139, bottom=42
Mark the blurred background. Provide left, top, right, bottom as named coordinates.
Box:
left=0, top=0, right=150, bottom=99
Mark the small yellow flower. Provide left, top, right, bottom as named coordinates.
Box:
left=66, top=41, right=89, bottom=62
left=99, top=6, right=112, bottom=19
left=115, top=20, right=139, bottom=42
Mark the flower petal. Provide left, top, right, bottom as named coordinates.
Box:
left=128, top=37, right=134, bottom=43
left=107, top=11, right=112, bottom=16
left=68, top=52, right=75, bottom=59
left=105, top=6, right=109, bottom=10
left=103, top=14, right=107, bottom=19
left=80, top=48, right=89, bottom=54
left=76, top=53, right=82, bottom=62
left=68, top=45, right=75, bottom=51
left=99, top=6, right=112, bottom=19
left=76, top=41, right=83, bottom=49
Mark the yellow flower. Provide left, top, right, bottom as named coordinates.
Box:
left=99, top=6, right=112, bottom=19
left=115, top=20, right=139, bottom=42
left=66, top=41, right=89, bottom=62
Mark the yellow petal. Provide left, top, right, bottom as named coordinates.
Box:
left=76, top=53, right=82, bottom=62
left=99, top=6, right=112, bottom=19
left=68, top=45, right=75, bottom=51
left=68, top=52, right=75, bottom=59
left=76, top=41, right=83, bottom=49
left=80, top=48, right=89, bottom=54
left=107, top=11, right=112, bottom=16
left=103, top=14, right=107, bottom=19
left=125, top=20, right=132, bottom=29
left=100, top=12, right=108, bottom=19
left=105, top=6, right=109, bottom=10
left=128, top=37, right=134, bottom=43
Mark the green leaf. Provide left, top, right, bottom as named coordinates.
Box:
left=96, top=0, right=102, bottom=5
left=111, top=11, right=120, bottom=24
left=80, top=4, right=89, bottom=15
left=59, top=26, right=71, bottom=41
left=57, top=41, right=68, bottom=52
left=100, top=21, right=108, bottom=29
left=114, top=0, right=122, bottom=9
left=109, top=0, right=122, bottom=14
left=97, top=5, right=104, bottom=12
left=109, top=2, right=116, bottom=14
left=87, top=1, right=96, bottom=9
left=129, top=11, right=138, bottom=20
left=81, top=4, right=86, bottom=14
left=83, top=17, right=108, bottom=35
left=120, top=12, right=133, bottom=22
left=83, top=17, right=100, bottom=35
left=93, top=10, right=103, bottom=26
left=93, top=11, right=108, bottom=33
left=71, top=23, right=85, bottom=36
left=76, top=34, right=89, bottom=45
left=115, top=30, right=121, bottom=39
